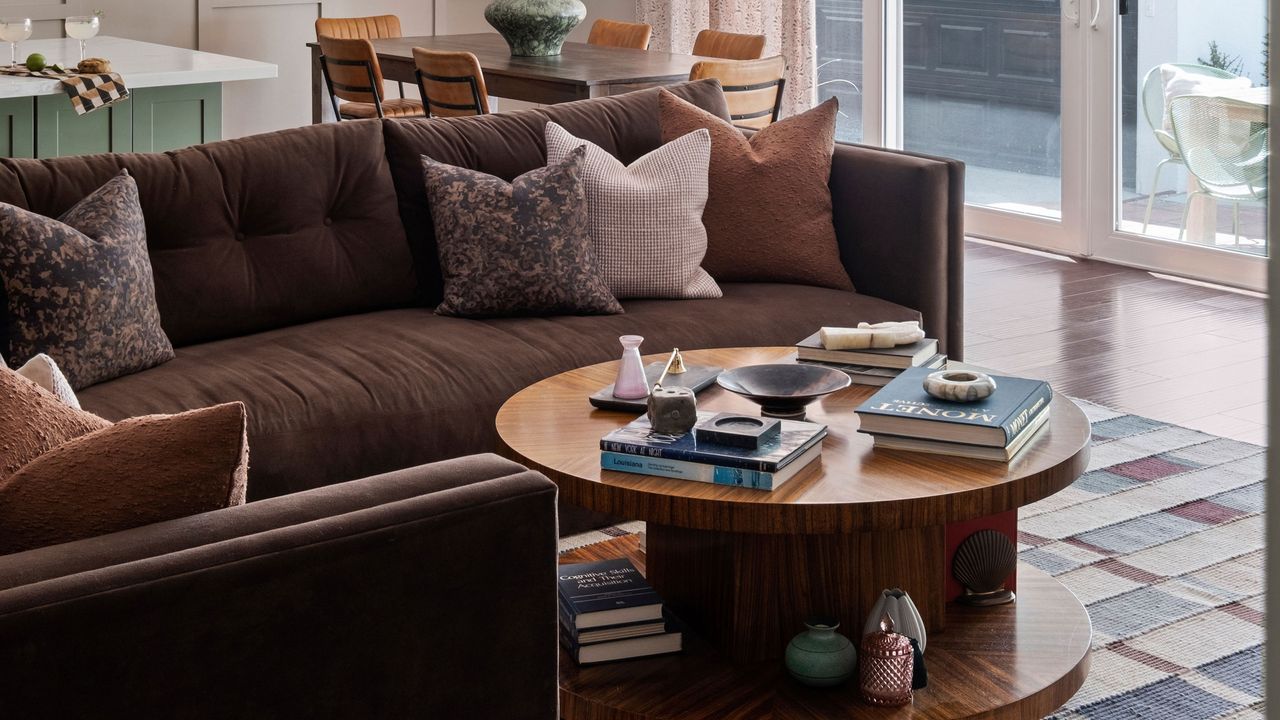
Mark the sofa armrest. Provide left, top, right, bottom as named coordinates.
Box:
left=829, top=142, right=966, bottom=359
left=0, top=454, right=560, bottom=720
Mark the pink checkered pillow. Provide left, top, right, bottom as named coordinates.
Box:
left=545, top=121, right=721, bottom=300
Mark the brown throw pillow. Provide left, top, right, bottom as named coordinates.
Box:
left=0, top=170, right=175, bottom=390
left=544, top=121, right=721, bottom=300
left=658, top=90, right=854, bottom=291
left=0, top=366, right=249, bottom=555
left=423, top=148, right=623, bottom=318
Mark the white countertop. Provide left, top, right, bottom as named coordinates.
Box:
left=0, top=36, right=276, bottom=99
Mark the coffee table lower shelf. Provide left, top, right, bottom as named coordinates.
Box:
left=559, top=535, right=1091, bottom=720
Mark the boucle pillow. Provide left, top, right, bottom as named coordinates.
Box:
left=544, top=121, right=720, bottom=300
left=658, top=90, right=854, bottom=291
left=0, top=170, right=174, bottom=390
left=423, top=147, right=623, bottom=318
left=0, top=366, right=249, bottom=555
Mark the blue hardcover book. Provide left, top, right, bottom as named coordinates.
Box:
left=600, top=437, right=824, bottom=491
left=558, top=559, right=664, bottom=631
left=600, top=411, right=827, bottom=473
left=855, top=367, right=1052, bottom=447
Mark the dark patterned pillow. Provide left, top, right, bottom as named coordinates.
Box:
left=0, top=170, right=174, bottom=389
left=422, top=147, right=623, bottom=317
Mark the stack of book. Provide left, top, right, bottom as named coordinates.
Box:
left=795, top=332, right=946, bottom=386
left=559, top=558, right=682, bottom=665
left=855, top=367, right=1053, bottom=461
left=600, top=410, right=827, bottom=491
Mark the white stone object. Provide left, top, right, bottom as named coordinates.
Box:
left=922, top=370, right=997, bottom=403
left=819, top=321, right=925, bottom=350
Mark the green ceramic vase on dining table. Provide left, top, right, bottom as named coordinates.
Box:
left=484, top=0, right=586, bottom=57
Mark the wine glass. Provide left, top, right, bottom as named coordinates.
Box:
left=0, top=18, right=32, bottom=67
left=64, top=15, right=99, bottom=63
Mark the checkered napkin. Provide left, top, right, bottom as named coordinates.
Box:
left=0, top=65, right=129, bottom=115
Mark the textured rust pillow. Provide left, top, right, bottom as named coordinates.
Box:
left=658, top=90, right=854, bottom=291
left=0, top=170, right=174, bottom=390
left=0, top=366, right=248, bottom=555
left=422, top=148, right=623, bottom=318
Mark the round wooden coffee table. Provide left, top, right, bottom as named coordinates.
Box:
left=496, top=347, right=1093, bottom=719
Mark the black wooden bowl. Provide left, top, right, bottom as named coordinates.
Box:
left=716, top=364, right=851, bottom=419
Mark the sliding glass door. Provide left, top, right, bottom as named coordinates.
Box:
left=1089, top=0, right=1268, bottom=289
left=815, top=0, right=1268, bottom=290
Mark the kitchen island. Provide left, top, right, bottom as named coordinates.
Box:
left=0, top=36, right=276, bottom=158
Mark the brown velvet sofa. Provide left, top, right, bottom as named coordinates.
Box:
left=0, top=79, right=964, bottom=529
left=0, top=79, right=961, bottom=715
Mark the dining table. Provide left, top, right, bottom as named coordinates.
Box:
left=308, top=33, right=709, bottom=124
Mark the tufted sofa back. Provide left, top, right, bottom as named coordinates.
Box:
left=0, top=120, right=416, bottom=348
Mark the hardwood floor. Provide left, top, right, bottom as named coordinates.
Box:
left=962, top=239, right=1268, bottom=445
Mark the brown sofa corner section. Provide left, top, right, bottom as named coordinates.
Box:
left=0, top=455, right=559, bottom=719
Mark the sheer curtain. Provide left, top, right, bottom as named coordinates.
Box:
left=637, top=0, right=817, bottom=118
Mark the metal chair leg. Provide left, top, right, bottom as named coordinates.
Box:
left=1232, top=202, right=1240, bottom=245
left=1142, top=157, right=1176, bottom=234
left=1177, top=190, right=1196, bottom=242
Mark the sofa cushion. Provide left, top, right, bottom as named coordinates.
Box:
left=9, top=353, right=81, bottom=409
left=424, top=150, right=622, bottom=318
left=0, top=366, right=249, bottom=554
left=545, top=122, right=720, bottom=300
left=0, top=171, right=174, bottom=389
left=383, top=79, right=732, bottom=305
left=659, top=91, right=854, bottom=291
left=76, top=283, right=919, bottom=501
left=0, top=120, right=416, bottom=348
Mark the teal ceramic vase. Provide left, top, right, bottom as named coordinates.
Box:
left=484, top=0, right=586, bottom=57
left=785, top=618, right=856, bottom=687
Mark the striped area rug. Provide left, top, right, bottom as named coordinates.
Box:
left=559, top=399, right=1266, bottom=719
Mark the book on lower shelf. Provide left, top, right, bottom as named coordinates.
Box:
left=799, top=352, right=947, bottom=386
left=856, top=366, right=1052, bottom=447
left=796, top=332, right=940, bottom=369
left=558, top=558, right=682, bottom=665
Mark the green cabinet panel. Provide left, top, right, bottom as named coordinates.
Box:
left=0, top=97, right=34, bottom=158
left=132, top=83, right=222, bottom=153
left=36, top=92, right=132, bottom=157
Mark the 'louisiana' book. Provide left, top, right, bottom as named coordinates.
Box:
left=856, top=367, right=1052, bottom=447
left=560, top=623, right=683, bottom=665
left=558, top=559, right=663, bottom=631
left=796, top=332, right=939, bottom=368
left=601, top=438, right=823, bottom=491
left=601, top=410, right=827, bottom=473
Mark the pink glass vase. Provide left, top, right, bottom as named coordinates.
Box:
left=612, top=335, right=649, bottom=400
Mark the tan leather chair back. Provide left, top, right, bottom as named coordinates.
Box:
left=587, top=19, right=652, bottom=50
left=413, top=48, right=490, bottom=117
left=315, top=15, right=402, bottom=40
left=690, top=56, right=786, bottom=129
left=691, top=29, right=766, bottom=60
left=319, top=36, right=384, bottom=107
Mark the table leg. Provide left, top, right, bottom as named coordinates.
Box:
left=645, top=523, right=947, bottom=663
left=310, top=45, right=328, bottom=124
left=1184, top=177, right=1218, bottom=245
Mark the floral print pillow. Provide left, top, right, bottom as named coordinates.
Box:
left=0, top=170, right=174, bottom=390
left=422, top=147, right=623, bottom=318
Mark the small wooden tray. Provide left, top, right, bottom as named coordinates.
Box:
left=589, top=363, right=723, bottom=412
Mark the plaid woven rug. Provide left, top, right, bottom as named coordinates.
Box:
left=559, top=399, right=1266, bottom=719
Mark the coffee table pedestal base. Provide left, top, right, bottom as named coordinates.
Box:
left=647, top=523, right=947, bottom=663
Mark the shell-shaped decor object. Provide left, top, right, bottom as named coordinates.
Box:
left=862, top=589, right=926, bottom=653
left=952, top=530, right=1017, bottom=606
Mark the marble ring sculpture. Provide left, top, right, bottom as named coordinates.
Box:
left=922, top=370, right=997, bottom=402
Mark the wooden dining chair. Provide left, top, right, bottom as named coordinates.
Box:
left=412, top=48, right=490, bottom=118
left=691, top=29, right=767, bottom=60
left=689, top=56, right=786, bottom=129
left=318, top=35, right=425, bottom=120
left=587, top=19, right=652, bottom=50
left=315, top=14, right=402, bottom=40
